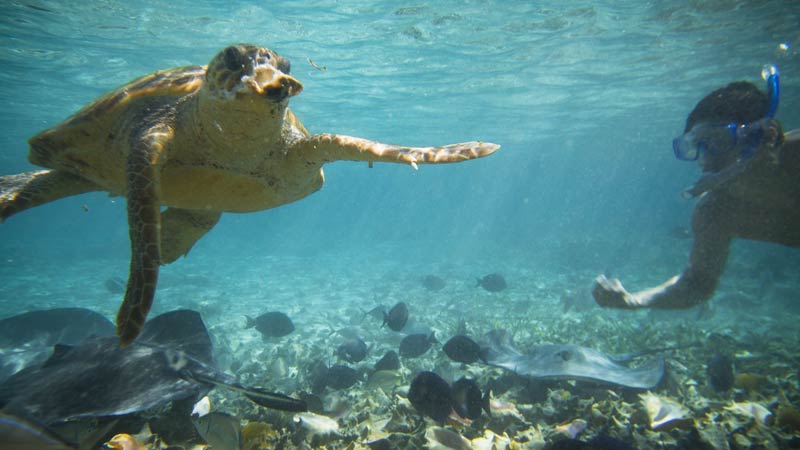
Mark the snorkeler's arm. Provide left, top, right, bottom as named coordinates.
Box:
left=593, top=195, right=732, bottom=309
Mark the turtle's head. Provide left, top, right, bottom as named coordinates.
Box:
left=204, top=44, right=302, bottom=103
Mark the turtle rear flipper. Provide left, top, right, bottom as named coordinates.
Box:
left=160, top=208, right=222, bottom=264
left=117, top=126, right=170, bottom=346
left=293, top=134, right=499, bottom=169
left=0, top=170, right=99, bottom=222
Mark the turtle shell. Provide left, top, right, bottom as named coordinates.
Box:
left=27, top=65, right=206, bottom=180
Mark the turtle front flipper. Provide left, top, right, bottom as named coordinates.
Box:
left=117, top=126, right=172, bottom=346
left=0, top=170, right=99, bottom=222
left=293, top=134, right=499, bottom=169
left=160, top=208, right=222, bottom=264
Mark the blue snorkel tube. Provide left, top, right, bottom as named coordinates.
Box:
left=763, top=64, right=779, bottom=118
left=734, top=65, right=780, bottom=160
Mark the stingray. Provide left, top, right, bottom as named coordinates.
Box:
left=0, top=309, right=306, bottom=424
left=481, top=329, right=664, bottom=389
left=0, top=307, right=114, bottom=348
left=0, top=307, right=115, bottom=382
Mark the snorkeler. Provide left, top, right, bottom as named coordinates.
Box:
left=593, top=66, right=800, bottom=309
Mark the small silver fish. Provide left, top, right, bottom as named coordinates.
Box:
left=192, top=411, right=241, bottom=450
left=294, top=412, right=339, bottom=436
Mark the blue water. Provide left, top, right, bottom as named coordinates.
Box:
left=0, top=1, right=799, bottom=446
left=1, top=0, right=799, bottom=329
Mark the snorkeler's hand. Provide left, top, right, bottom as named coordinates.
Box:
left=592, top=275, right=637, bottom=308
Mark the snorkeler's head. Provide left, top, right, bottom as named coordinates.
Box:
left=680, top=82, right=774, bottom=172
left=684, top=81, right=769, bottom=133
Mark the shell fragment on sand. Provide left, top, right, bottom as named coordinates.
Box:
left=640, top=392, right=692, bottom=430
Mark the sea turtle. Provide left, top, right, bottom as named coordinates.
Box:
left=0, top=44, right=499, bottom=345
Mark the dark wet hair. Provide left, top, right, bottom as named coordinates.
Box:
left=685, top=81, right=769, bottom=133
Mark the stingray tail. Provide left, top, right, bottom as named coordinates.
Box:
left=244, top=315, right=255, bottom=329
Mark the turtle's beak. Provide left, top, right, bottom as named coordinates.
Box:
left=245, top=67, right=302, bottom=102
left=260, top=74, right=303, bottom=102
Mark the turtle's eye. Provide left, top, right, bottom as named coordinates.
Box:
left=223, top=47, right=245, bottom=71
left=254, top=51, right=272, bottom=68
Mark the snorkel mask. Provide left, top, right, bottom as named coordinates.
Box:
left=673, top=65, right=780, bottom=162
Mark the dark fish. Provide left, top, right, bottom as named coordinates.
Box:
left=399, top=332, right=437, bottom=358
left=450, top=378, right=487, bottom=420
left=707, top=353, right=735, bottom=392
left=421, top=275, right=446, bottom=291
left=245, top=311, right=295, bottom=338
left=192, top=411, right=241, bottom=450
left=0, top=310, right=306, bottom=424
left=336, top=337, right=368, bottom=363
left=443, top=335, right=486, bottom=364
left=476, top=273, right=507, bottom=292
left=104, top=277, right=126, bottom=295
left=383, top=302, right=409, bottom=332
left=374, top=350, right=400, bottom=371
left=408, top=371, right=452, bottom=422
left=0, top=410, right=78, bottom=450
left=325, top=365, right=362, bottom=390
